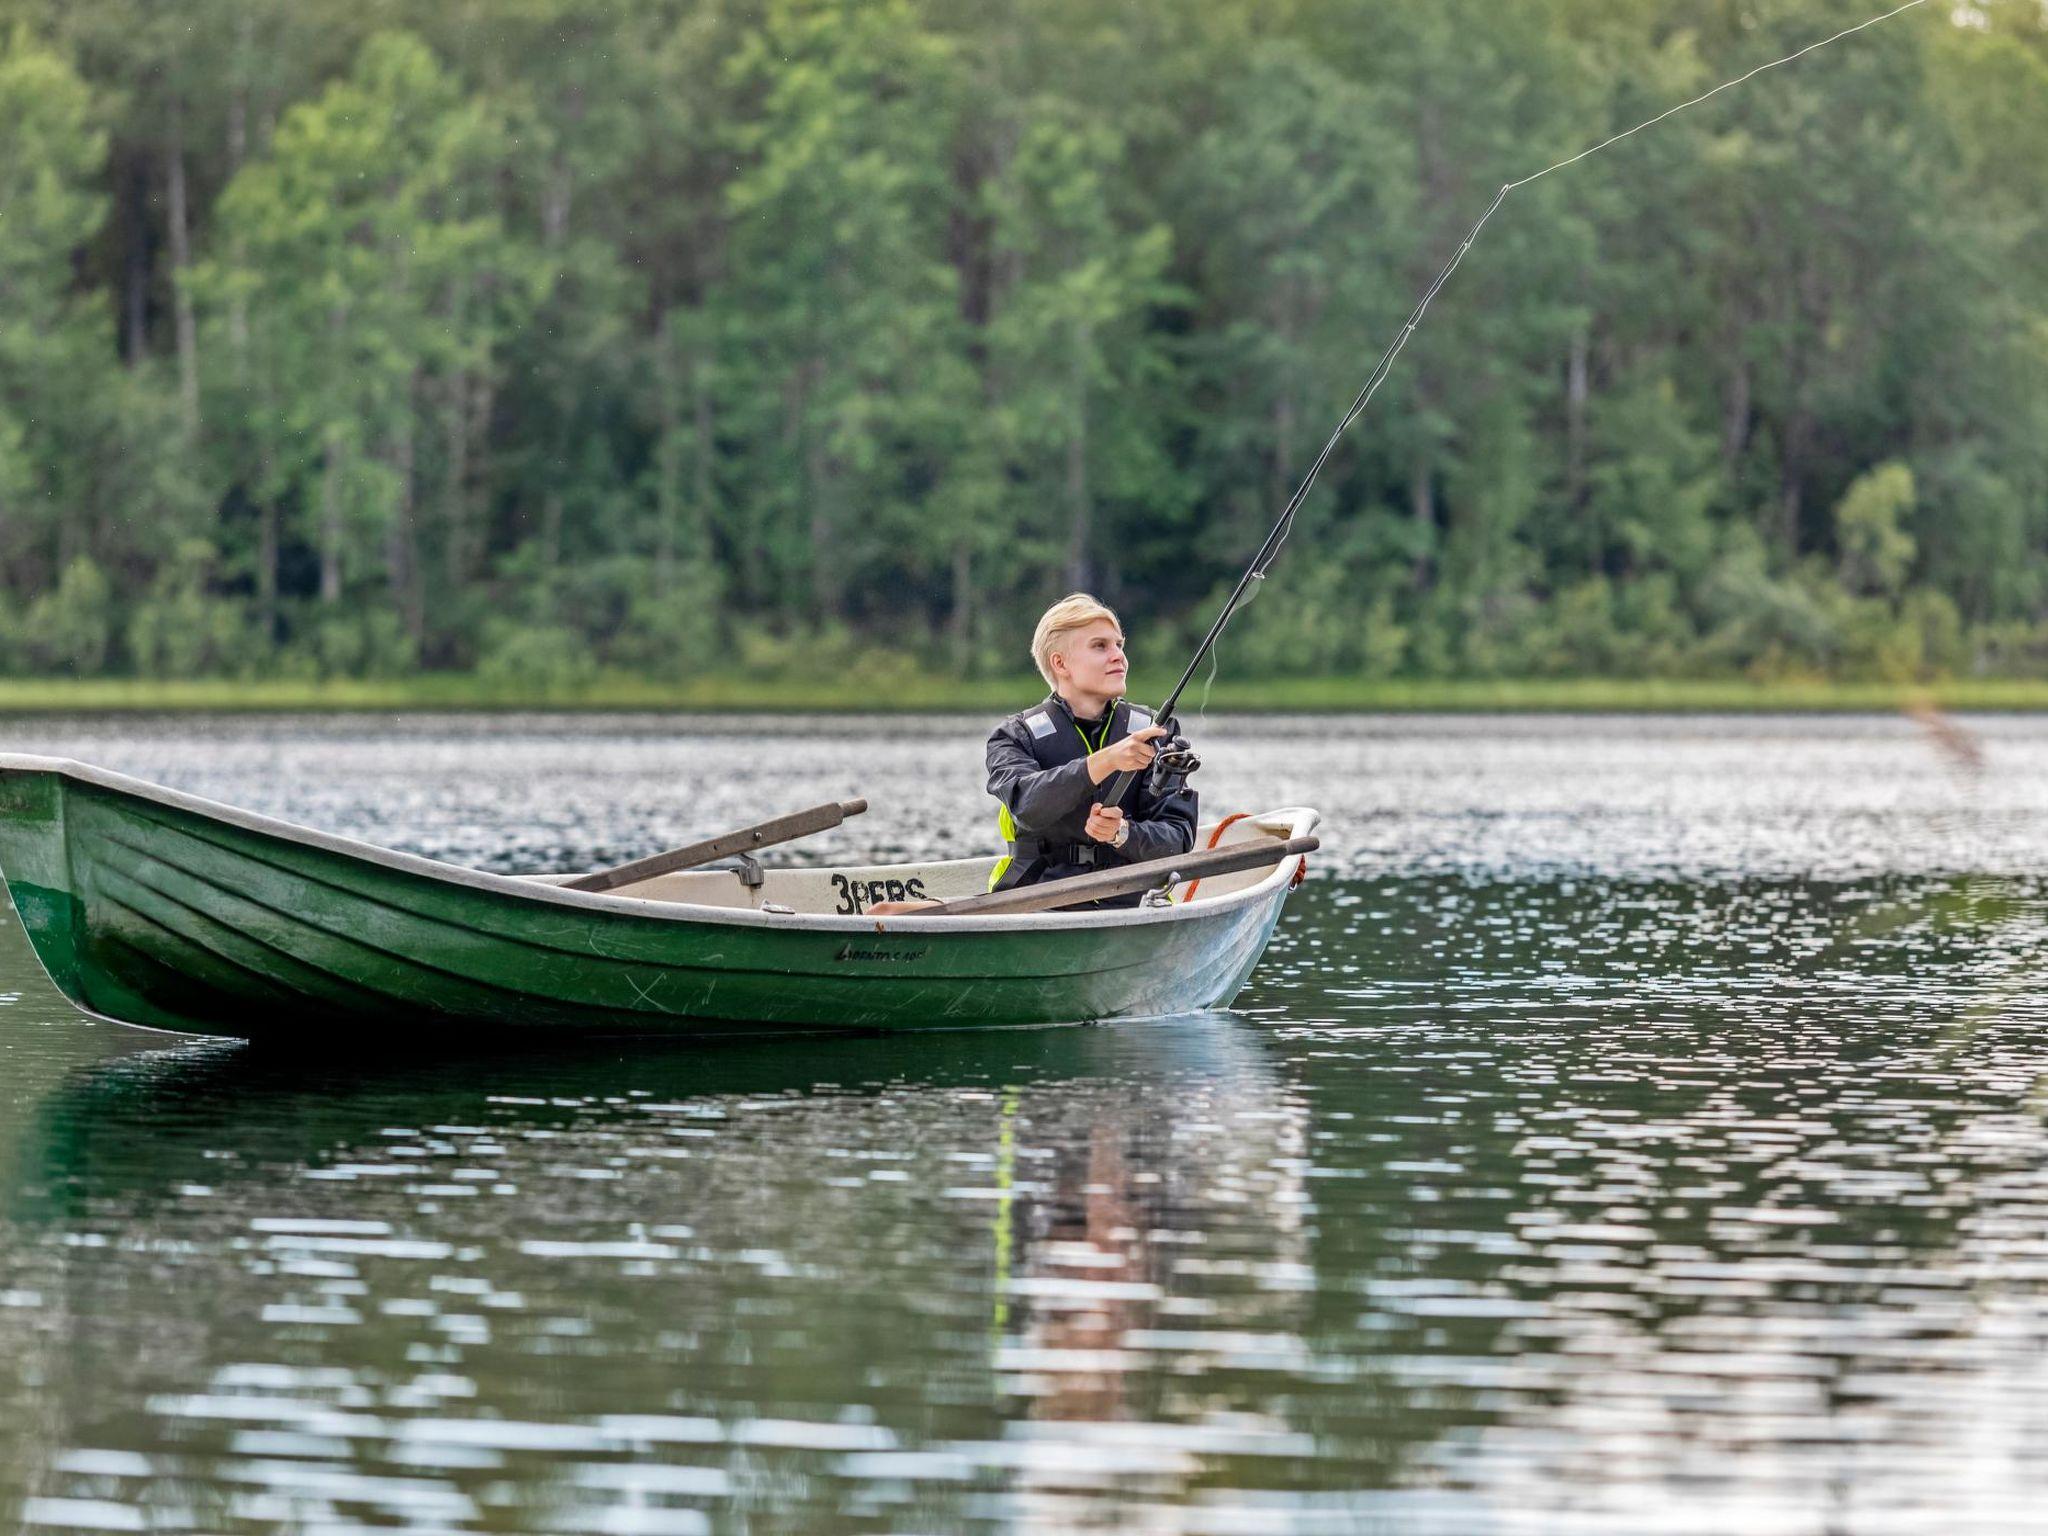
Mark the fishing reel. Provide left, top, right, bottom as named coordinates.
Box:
left=1150, top=718, right=1201, bottom=789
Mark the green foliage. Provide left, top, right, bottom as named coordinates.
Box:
left=15, top=556, right=112, bottom=674
left=0, top=28, right=104, bottom=297
left=0, top=0, right=2044, bottom=688
left=613, top=567, right=723, bottom=678
left=301, top=609, right=419, bottom=680
left=476, top=618, right=597, bottom=694
left=1835, top=462, right=1917, bottom=598
left=127, top=540, right=254, bottom=677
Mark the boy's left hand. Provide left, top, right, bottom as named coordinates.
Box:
left=1084, top=804, right=1124, bottom=844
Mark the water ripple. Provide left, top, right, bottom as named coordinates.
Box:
left=4, top=715, right=2048, bottom=1531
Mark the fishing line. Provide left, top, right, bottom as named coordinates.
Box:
left=1120, top=0, right=1932, bottom=777
left=1193, top=571, right=1259, bottom=725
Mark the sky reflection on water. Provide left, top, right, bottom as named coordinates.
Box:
left=4, top=713, right=2048, bottom=1533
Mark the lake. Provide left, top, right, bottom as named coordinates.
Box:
left=4, top=711, right=2048, bottom=1533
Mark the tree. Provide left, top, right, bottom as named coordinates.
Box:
left=200, top=31, right=538, bottom=648
left=721, top=0, right=963, bottom=625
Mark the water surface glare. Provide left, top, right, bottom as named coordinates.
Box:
left=3, top=712, right=2047, bottom=1533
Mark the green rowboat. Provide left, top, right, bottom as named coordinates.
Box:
left=0, top=754, right=1317, bottom=1041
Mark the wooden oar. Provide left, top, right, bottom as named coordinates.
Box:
left=924, top=834, right=1318, bottom=917
left=563, top=799, right=868, bottom=893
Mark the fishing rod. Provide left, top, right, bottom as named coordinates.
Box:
left=1100, top=0, right=1930, bottom=811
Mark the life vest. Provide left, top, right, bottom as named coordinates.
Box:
left=988, top=696, right=1153, bottom=893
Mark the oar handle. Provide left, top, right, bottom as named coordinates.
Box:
left=926, top=834, right=1317, bottom=917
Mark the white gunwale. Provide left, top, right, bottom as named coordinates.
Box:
left=0, top=754, right=1318, bottom=936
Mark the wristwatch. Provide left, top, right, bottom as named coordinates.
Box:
left=1111, top=819, right=1131, bottom=850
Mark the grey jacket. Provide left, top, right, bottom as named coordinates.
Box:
left=984, top=694, right=1198, bottom=897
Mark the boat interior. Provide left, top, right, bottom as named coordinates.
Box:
left=529, top=811, right=1313, bottom=918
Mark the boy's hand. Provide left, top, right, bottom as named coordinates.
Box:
left=1086, top=726, right=1168, bottom=784
left=1084, top=804, right=1125, bottom=844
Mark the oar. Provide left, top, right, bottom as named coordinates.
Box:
left=923, top=835, right=1317, bottom=917
left=563, top=799, right=868, bottom=893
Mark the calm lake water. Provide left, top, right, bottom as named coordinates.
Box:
left=5, top=711, right=2048, bottom=1533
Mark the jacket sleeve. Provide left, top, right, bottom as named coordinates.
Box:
left=1120, top=766, right=1197, bottom=864
left=986, top=722, right=1098, bottom=833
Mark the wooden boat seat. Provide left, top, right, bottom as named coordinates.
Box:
left=563, top=813, right=1301, bottom=917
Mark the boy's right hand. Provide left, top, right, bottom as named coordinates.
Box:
left=1087, top=725, right=1168, bottom=783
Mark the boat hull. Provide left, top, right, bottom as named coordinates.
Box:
left=0, top=757, right=1313, bottom=1042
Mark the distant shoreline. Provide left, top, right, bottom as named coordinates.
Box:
left=3, top=675, right=2046, bottom=714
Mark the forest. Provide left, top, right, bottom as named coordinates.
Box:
left=0, top=0, right=2045, bottom=692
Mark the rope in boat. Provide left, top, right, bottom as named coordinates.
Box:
left=1158, top=0, right=1933, bottom=733
left=1177, top=812, right=1254, bottom=902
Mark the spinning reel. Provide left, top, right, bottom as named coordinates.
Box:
left=1149, top=719, right=1201, bottom=790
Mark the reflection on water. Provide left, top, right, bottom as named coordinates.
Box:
left=4, top=715, right=2048, bottom=1531
left=1, top=1019, right=1316, bottom=1533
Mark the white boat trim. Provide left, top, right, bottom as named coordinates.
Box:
left=0, top=754, right=1318, bottom=937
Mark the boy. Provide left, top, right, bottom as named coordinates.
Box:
left=984, top=593, right=1198, bottom=905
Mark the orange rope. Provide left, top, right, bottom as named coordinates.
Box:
left=1177, top=812, right=1254, bottom=903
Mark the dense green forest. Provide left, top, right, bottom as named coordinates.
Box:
left=0, top=0, right=2044, bottom=691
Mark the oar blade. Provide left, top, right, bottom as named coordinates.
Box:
left=564, top=799, right=868, bottom=894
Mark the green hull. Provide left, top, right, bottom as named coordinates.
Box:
left=0, top=756, right=1314, bottom=1042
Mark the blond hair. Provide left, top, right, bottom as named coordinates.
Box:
left=1031, top=593, right=1121, bottom=688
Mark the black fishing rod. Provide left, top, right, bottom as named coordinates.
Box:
left=1098, top=239, right=1436, bottom=811
left=1096, top=471, right=1313, bottom=809
left=1100, top=0, right=1929, bottom=813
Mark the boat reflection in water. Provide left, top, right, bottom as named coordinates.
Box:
left=3, top=1015, right=1324, bottom=1534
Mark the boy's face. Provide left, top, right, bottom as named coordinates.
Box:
left=1052, top=619, right=1128, bottom=698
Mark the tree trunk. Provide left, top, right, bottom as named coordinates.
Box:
left=1062, top=322, right=1092, bottom=592
left=542, top=156, right=571, bottom=594
left=1409, top=453, right=1435, bottom=590
left=1270, top=391, right=1295, bottom=521
left=1778, top=348, right=1810, bottom=554
left=257, top=489, right=278, bottom=641
left=319, top=305, right=350, bottom=604
left=1778, top=429, right=1808, bottom=554
left=319, top=429, right=345, bottom=605
left=654, top=311, right=680, bottom=583
left=652, top=325, right=715, bottom=583
left=543, top=157, right=573, bottom=247
left=227, top=139, right=249, bottom=368
left=1776, top=260, right=1825, bottom=554
left=692, top=353, right=714, bottom=567
left=388, top=374, right=422, bottom=641
left=950, top=540, right=974, bottom=674
left=949, top=133, right=999, bottom=339
left=166, top=102, right=200, bottom=436
left=801, top=359, right=842, bottom=618
left=443, top=372, right=469, bottom=590
left=122, top=154, right=150, bottom=364
left=1721, top=353, right=1751, bottom=471
left=541, top=492, right=563, bottom=583
left=442, top=277, right=471, bottom=589
left=1406, top=94, right=1454, bottom=594
left=806, top=446, right=840, bottom=617
left=227, top=11, right=257, bottom=361
left=441, top=350, right=495, bottom=594
left=1565, top=326, right=1589, bottom=509
left=466, top=367, right=496, bottom=580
